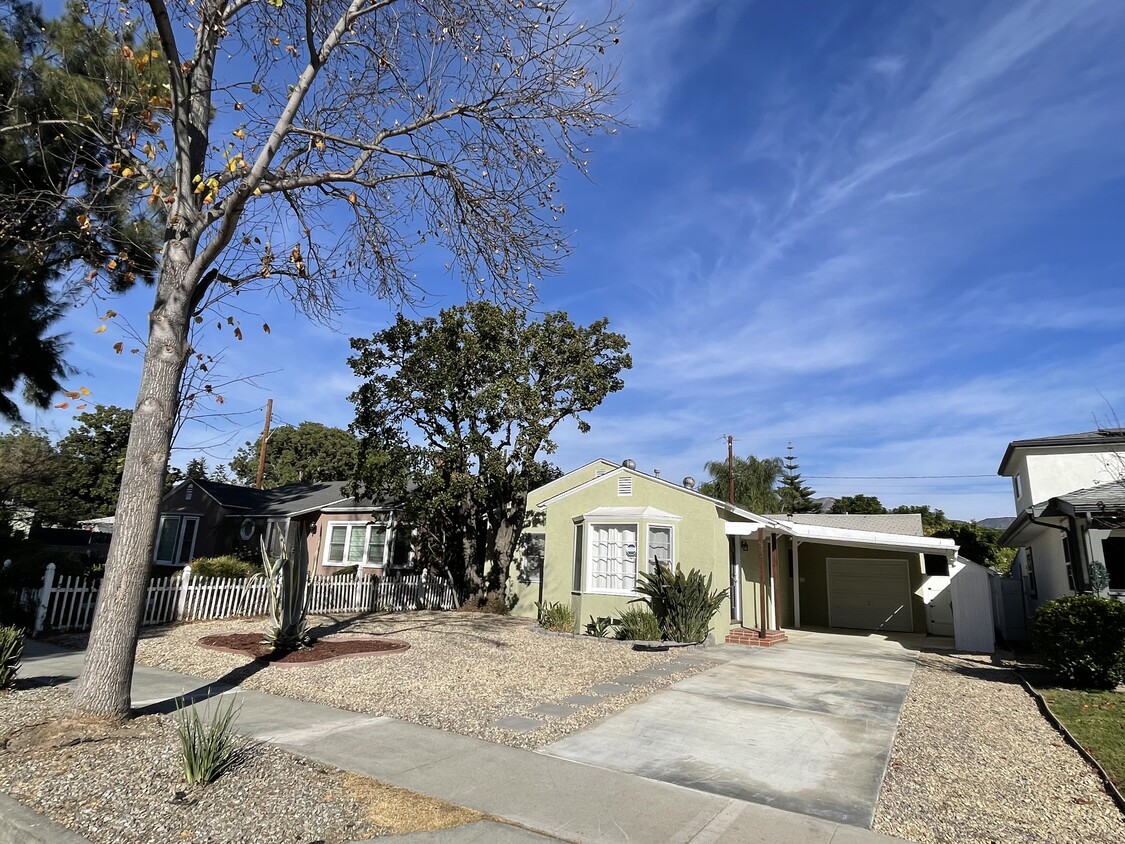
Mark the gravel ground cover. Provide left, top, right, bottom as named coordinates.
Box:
left=58, top=611, right=709, bottom=750
left=874, top=650, right=1125, bottom=844
left=0, top=684, right=387, bottom=843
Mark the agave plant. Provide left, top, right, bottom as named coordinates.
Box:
left=633, top=560, right=729, bottom=644
left=260, top=523, right=311, bottom=653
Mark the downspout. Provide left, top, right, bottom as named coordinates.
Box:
left=1026, top=510, right=1087, bottom=593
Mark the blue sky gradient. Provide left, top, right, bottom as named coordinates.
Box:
left=19, top=0, right=1125, bottom=520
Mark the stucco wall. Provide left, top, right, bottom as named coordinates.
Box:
left=1022, top=451, right=1119, bottom=506
left=532, top=470, right=742, bottom=641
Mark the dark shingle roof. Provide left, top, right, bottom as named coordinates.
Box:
left=998, top=428, right=1125, bottom=474
left=184, top=479, right=394, bottom=516
left=1042, top=481, right=1125, bottom=516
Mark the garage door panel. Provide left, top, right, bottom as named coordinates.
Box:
left=827, top=559, right=913, bottom=633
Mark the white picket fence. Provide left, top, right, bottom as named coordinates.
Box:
left=30, top=563, right=459, bottom=635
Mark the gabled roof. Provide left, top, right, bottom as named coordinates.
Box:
left=537, top=465, right=781, bottom=528
left=170, top=478, right=394, bottom=517
left=998, top=428, right=1125, bottom=475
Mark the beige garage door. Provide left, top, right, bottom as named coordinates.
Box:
left=827, top=558, right=913, bottom=633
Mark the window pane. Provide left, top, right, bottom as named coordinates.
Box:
left=156, top=518, right=179, bottom=562
left=177, top=518, right=198, bottom=565
left=328, top=526, right=347, bottom=563
left=648, top=526, right=672, bottom=569
left=590, top=524, right=637, bottom=592
left=367, top=526, right=387, bottom=566
left=346, top=526, right=366, bottom=563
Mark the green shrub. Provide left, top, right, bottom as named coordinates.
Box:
left=615, top=606, right=662, bottom=641
left=537, top=601, right=575, bottom=633
left=634, top=563, right=729, bottom=644
left=190, top=555, right=259, bottom=579
left=0, top=625, right=24, bottom=689
left=1032, top=595, right=1125, bottom=689
left=585, top=616, right=614, bottom=637
left=174, top=696, right=242, bottom=785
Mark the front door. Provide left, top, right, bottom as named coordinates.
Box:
left=922, top=577, right=954, bottom=637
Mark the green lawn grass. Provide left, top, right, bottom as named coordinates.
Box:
left=1039, top=687, right=1125, bottom=790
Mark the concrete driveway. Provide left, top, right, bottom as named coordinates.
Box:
left=539, top=630, right=923, bottom=828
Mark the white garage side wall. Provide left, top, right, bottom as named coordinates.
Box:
left=951, top=557, right=995, bottom=653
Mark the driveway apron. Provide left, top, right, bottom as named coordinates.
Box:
left=539, top=631, right=919, bottom=829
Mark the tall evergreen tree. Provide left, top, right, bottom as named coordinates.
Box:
left=0, top=1, right=162, bottom=420
left=184, top=457, right=209, bottom=480
left=777, top=443, right=819, bottom=514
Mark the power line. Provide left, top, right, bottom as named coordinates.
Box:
left=805, top=474, right=997, bottom=480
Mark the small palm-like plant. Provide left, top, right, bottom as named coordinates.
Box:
left=634, top=561, right=729, bottom=644
left=260, top=524, right=311, bottom=652
left=0, top=625, right=25, bottom=690
left=174, top=696, right=242, bottom=785
left=537, top=601, right=576, bottom=633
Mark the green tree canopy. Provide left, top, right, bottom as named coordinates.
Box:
left=777, top=443, right=819, bottom=514
left=0, top=426, right=64, bottom=530
left=229, top=422, right=359, bottom=488
left=348, top=303, right=630, bottom=604
left=828, top=494, right=886, bottom=515
left=184, top=457, right=209, bottom=480
left=699, top=455, right=783, bottom=513
left=55, top=404, right=132, bottom=521
left=0, top=1, right=162, bottom=420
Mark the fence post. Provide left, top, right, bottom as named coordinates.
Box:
left=33, top=563, right=56, bottom=636
left=174, top=566, right=193, bottom=621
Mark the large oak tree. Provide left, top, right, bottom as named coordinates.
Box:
left=348, top=302, right=630, bottom=605
left=72, top=0, right=622, bottom=717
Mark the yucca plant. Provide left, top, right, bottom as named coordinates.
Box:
left=260, top=523, right=311, bottom=653
left=634, top=561, right=729, bottom=644
left=0, top=625, right=25, bottom=690
left=537, top=600, right=576, bottom=633
left=174, top=696, right=242, bottom=785
left=585, top=615, right=614, bottom=637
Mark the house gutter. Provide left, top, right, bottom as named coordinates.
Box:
left=1026, top=508, right=1088, bottom=593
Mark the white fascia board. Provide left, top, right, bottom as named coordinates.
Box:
left=780, top=521, right=958, bottom=555
left=724, top=521, right=779, bottom=535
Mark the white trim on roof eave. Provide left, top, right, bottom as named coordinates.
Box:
left=528, top=458, right=621, bottom=498
left=774, top=521, right=958, bottom=555
left=536, top=465, right=784, bottom=528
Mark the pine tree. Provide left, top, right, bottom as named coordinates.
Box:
left=185, top=457, right=209, bottom=480
left=777, top=443, right=819, bottom=514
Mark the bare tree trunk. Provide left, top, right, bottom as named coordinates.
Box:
left=73, top=246, right=194, bottom=718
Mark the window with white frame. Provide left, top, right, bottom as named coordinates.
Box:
left=587, top=523, right=638, bottom=593
left=325, top=522, right=389, bottom=567
left=647, top=524, right=673, bottom=569
left=154, top=515, right=199, bottom=565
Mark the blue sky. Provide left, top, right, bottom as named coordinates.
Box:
left=19, top=0, right=1125, bottom=521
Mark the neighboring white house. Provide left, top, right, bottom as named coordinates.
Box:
left=998, top=428, right=1125, bottom=621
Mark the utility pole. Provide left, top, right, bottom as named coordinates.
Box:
left=255, top=399, right=273, bottom=489
left=727, top=434, right=735, bottom=504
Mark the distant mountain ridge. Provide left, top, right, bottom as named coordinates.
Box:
left=977, top=517, right=1014, bottom=530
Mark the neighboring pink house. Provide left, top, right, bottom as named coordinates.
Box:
left=156, top=478, right=406, bottom=576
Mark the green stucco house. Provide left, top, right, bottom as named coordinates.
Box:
left=510, top=460, right=995, bottom=652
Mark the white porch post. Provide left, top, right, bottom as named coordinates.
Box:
left=33, top=562, right=56, bottom=636
left=174, top=565, right=192, bottom=621
left=793, top=540, right=801, bottom=629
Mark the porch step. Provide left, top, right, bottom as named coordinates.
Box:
left=725, top=628, right=789, bottom=647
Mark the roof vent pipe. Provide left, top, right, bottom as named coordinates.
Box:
left=653, top=468, right=661, bottom=477
left=683, top=476, right=696, bottom=489
left=623, top=459, right=636, bottom=470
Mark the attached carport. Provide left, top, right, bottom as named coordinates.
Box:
left=725, top=521, right=995, bottom=653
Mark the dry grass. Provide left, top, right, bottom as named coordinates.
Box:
left=340, top=771, right=487, bottom=833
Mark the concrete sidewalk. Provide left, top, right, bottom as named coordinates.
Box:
left=16, top=642, right=907, bottom=844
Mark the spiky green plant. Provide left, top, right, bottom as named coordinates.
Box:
left=0, top=625, right=25, bottom=690
left=615, top=606, right=662, bottom=641
left=585, top=615, right=614, bottom=637
left=537, top=600, right=575, bottom=633
left=633, top=562, right=729, bottom=644
left=260, top=524, right=310, bottom=652
left=174, top=696, right=242, bottom=785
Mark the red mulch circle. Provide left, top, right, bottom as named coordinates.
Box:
left=197, top=633, right=409, bottom=667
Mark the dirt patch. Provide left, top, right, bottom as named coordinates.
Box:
left=198, top=633, right=408, bottom=666
left=340, top=771, right=487, bottom=833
